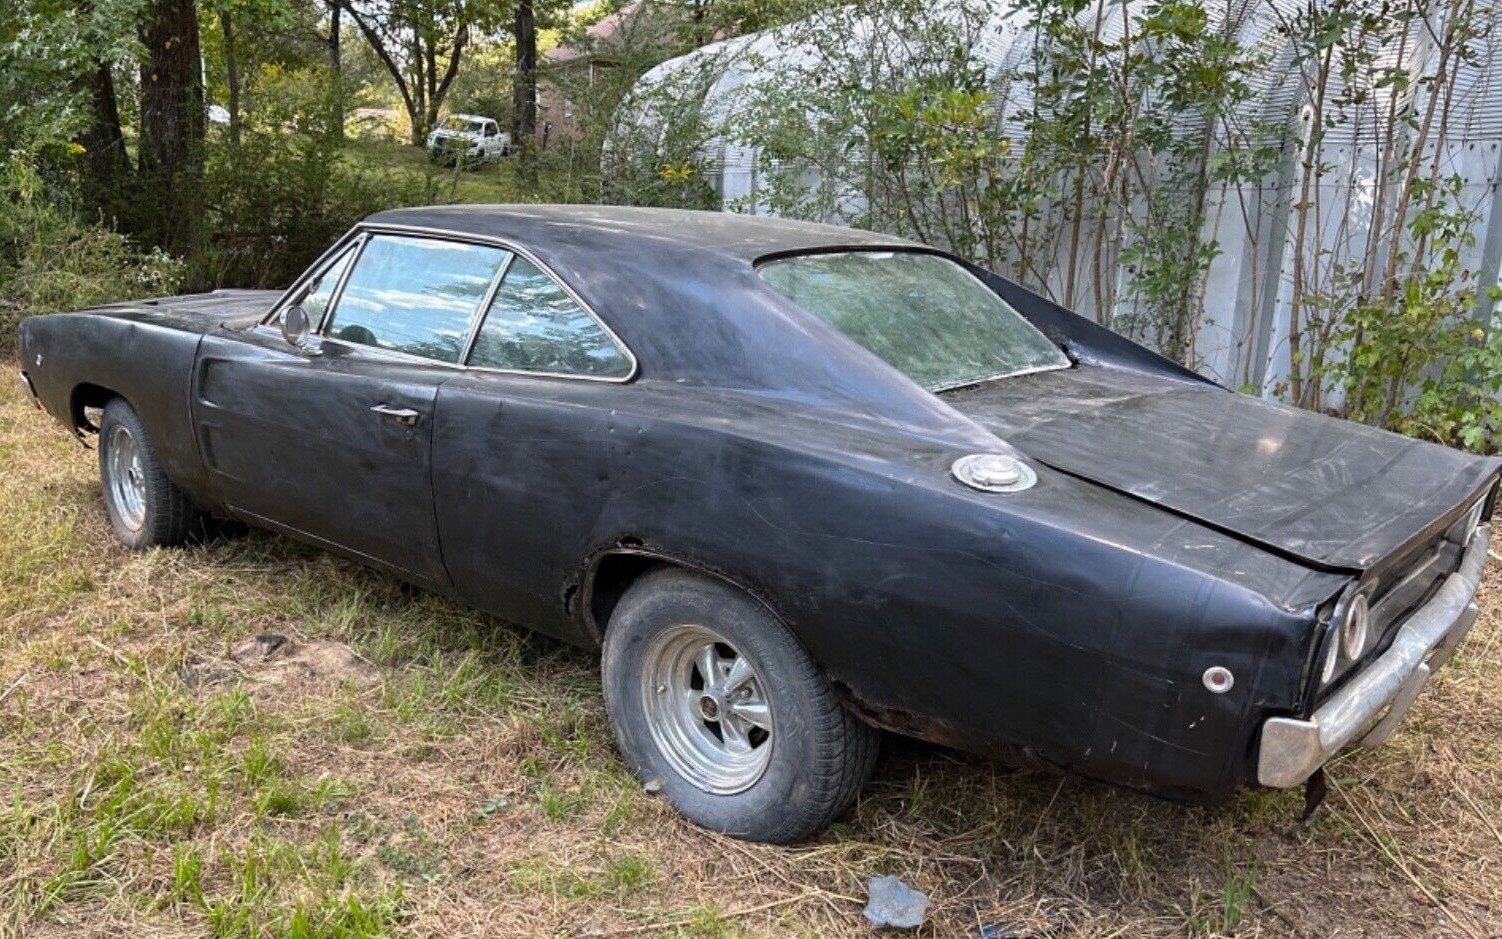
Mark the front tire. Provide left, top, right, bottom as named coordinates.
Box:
left=98, top=398, right=203, bottom=549
left=602, top=568, right=879, bottom=843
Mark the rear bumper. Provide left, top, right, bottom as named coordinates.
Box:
left=1257, top=522, right=1490, bottom=788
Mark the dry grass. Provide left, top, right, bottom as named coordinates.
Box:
left=1, top=372, right=1500, bottom=939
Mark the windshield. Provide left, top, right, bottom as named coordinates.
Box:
left=758, top=251, right=1070, bottom=391
left=440, top=117, right=483, bottom=133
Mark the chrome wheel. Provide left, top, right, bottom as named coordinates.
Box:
left=105, top=423, right=147, bottom=531
left=641, top=624, right=774, bottom=794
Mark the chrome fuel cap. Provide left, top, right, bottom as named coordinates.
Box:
left=952, top=454, right=1037, bottom=493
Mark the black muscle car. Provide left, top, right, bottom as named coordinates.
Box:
left=17, top=206, right=1499, bottom=843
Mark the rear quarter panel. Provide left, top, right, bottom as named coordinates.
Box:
left=19, top=312, right=210, bottom=505
left=431, top=375, right=1346, bottom=801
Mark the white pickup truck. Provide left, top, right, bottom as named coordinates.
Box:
left=426, top=114, right=513, bottom=167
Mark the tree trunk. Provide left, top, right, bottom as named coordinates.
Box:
left=514, top=0, right=537, bottom=182
left=513, top=0, right=536, bottom=140
left=76, top=61, right=130, bottom=217
left=138, top=0, right=206, bottom=280
left=327, top=1, right=344, bottom=142
left=427, top=27, right=468, bottom=137
left=220, top=9, right=241, bottom=148
left=410, top=34, right=428, bottom=144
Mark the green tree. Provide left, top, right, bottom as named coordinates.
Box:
left=337, top=0, right=499, bottom=144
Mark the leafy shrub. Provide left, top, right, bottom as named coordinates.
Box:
left=0, top=154, right=184, bottom=348
left=1329, top=189, right=1502, bottom=453
left=204, top=127, right=425, bottom=288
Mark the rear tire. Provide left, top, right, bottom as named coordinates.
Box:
left=98, top=398, right=204, bottom=549
left=601, top=568, right=879, bottom=843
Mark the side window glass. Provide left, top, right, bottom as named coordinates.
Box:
left=325, top=235, right=510, bottom=363
left=467, top=256, right=633, bottom=378
left=296, top=243, right=356, bottom=332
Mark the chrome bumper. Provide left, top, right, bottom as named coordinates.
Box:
left=1258, top=522, right=1491, bottom=788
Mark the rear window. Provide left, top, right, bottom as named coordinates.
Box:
left=758, top=251, right=1069, bottom=391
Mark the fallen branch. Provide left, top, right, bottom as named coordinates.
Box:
left=0, top=673, right=26, bottom=706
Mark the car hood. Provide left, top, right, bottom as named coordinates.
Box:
left=941, top=364, right=1500, bottom=571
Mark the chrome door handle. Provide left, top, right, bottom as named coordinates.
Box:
left=370, top=404, right=420, bottom=426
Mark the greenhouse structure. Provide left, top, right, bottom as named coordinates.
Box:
left=607, top=0, right=1502, bottom=401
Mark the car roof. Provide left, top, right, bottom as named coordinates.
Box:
left=362, top=204, right=919, bottom=264
left=354, top=205, right=967, bottom=428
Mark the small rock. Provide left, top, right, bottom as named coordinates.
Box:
left=643, top=778, right=665, bottom=795
left=864, top=875, right=928, bottom=930
left=227, top=636, right=380, bottom=689
left=231, top=633, right=288, bottom=663
left=177, top=660, right=230, bottom=690
left=473, top=795, right=510, bottom=820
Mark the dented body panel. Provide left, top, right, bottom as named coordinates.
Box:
left=18, top=206, right=1500, bottom=805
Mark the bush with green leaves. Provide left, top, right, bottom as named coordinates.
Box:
left=1329, top=177, right=1502, bottom=452
left=204, top=125, right=425, bottom=288
left=0, top=154, right=184, bottom=347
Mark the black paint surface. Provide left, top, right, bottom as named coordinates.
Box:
left=18, top=206, right=1500, bottom=804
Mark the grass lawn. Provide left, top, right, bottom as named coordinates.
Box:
left=339, top=138, right=595, bottom=206
left=1, top=370, right=1501, bottom=937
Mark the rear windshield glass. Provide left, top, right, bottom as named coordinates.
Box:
left=758, top=251, right=1069, bottom=391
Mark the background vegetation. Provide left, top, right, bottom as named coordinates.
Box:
left=0, top=0, right=817, bottom=324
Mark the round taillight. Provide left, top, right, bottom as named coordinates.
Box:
left=1341, top=593, right=1370, bottom=660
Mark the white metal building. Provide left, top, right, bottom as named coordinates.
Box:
left=609, top=0, right=1502, bottom=396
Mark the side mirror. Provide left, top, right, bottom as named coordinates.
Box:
left=280, top=305, right=317, bottom=352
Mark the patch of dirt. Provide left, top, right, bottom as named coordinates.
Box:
left=181, top=633, right=380, bottom=692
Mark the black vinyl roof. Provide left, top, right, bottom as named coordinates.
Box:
left=363, top=204, right=916, bottom=264
left=357, top=204, right=965, bottom=429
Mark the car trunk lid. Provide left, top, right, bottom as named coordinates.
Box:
left=941, top=365, right=1499, bottom=571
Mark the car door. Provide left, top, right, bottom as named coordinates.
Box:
left=193, top=231, right=512, bottom=590
left=430, top=252, right=637, bottom=641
